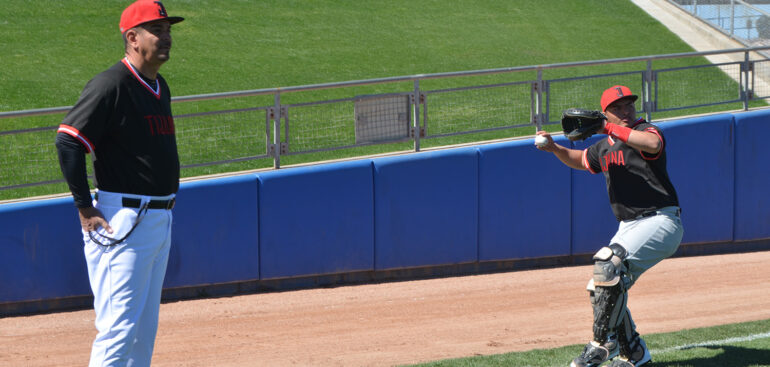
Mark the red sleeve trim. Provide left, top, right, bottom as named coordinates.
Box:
left=582, top=149, right=596, bottom=174
left=58, top=124, right=94, bottom=153
left=641, top=127, right=663, bottom=161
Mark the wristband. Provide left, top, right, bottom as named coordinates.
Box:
left=604, top=123, right=632, bottom=142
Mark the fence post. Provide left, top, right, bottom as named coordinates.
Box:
left=534, top=67, right=544, bottom=131
left=742, top=50, right=751, bottom=111
left=412, top=79, right=421, bottom=152
left=644, top=59, right=653, bottom=122
left=530, top=82, right=536, bottom=129
left=731, top=0, right=735, bottom=37
left=273, top=93, right=282, bottom=168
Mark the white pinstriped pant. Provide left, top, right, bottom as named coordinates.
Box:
left=83, top=190, right=173, bottom=367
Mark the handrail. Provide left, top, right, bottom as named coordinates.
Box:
left=2, top=46, right=770, bottom=118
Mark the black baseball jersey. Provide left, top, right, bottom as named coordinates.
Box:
left=582, top=118, right=679, bottom=221
left=58, top=58, right=179, bottom=196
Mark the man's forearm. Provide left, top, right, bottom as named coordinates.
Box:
left=552, top=144, right=586, bottom=170
left=55, top=133, right=93, bottom=208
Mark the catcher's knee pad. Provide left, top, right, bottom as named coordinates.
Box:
left=588, top=244, right=630, bottom=343
left=592, top=243, right=627, bottom=287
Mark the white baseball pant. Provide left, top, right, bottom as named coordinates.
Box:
left=83, top=190, right=174, bottom=367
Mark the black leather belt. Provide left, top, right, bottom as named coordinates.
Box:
left=638, top=207, right=680, bottom=219
left=95, top=193, right=175, bottom=210
left=122, top=197, right=175, bottom=210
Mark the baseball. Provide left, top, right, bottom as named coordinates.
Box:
left=535, top=135, right=548, bottom=147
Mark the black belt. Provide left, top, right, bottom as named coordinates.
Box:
left=122, top=197, right=175, bottom=210
left=638, top=207, right=680, bottom=219
left=94, top=193, right=175, bottom=210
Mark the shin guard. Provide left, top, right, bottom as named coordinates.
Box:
left=588, top=244, right=630, bottom=344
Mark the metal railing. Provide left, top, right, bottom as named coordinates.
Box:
left=2, top=46, right=770, bottom=199
left=669, top=0, right=770, bottom=48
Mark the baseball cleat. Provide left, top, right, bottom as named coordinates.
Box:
left=608, top=338, right=651, bottom=367
left=569, top=339, right=619, bottom=367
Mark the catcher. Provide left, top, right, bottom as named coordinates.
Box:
left=535, top=85, right=684, bottom=367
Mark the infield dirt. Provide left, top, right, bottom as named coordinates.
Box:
left=1, top=250, right=770, bottom=366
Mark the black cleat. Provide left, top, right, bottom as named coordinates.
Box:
left=570, top=339, right=619, bottom=367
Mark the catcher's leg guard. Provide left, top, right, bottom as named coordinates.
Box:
left=613, top=311, right=652, bottom=365
left=587, top=243, right=630, bottom=344
left=617, top=310, right=639, bottom=350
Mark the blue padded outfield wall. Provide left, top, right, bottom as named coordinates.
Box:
left=2, top=109, right=770, bottom=313
left=258, top=160, right=374, bottom=279
left=373, top=148, right=479, bottom=269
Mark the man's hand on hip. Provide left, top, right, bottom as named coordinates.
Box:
left=78, top=207, right=113, bottom=233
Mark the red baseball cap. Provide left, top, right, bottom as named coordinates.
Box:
left=120, top=0, right=184, bottom=34
left=600, top=85, right=638, bottom=111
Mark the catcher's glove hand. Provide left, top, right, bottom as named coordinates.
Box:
left=561, top=108, right=606, bottom=141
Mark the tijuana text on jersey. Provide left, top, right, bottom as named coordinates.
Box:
left=582, top=118, right=679, bottom=221
left=58, top=58, right=179, bottom=196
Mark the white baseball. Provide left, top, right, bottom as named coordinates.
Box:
left=535, top=135, right=548, bottom=147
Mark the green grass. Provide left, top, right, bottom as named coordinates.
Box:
left=0, top=0, right=722, bottom=115
left=405, top=318, right=770, bottom=367
left=0, top=0, right=710, bottom=111
left=0, top=0, right=764, bottom=201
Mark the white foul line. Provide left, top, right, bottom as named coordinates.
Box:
left=651, top=331, right=770, bottom=355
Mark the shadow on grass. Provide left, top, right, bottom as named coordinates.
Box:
left=653, top=345, right=770, bottom=367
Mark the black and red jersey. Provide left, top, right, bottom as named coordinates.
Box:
left=582, top=118, right=679, bottom=221
left=58, top=59, right=179, bottom=196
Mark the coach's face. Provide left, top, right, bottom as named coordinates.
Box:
left=604, top=97, right=636, bottom=127
left=133, top=20, right=173, bottom=64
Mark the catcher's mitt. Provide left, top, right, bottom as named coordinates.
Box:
left=561, top=108, right=606, bottom=141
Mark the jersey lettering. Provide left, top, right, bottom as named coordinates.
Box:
left=584, top=119, right=678, bottom=220
left=60, top=60, right=179, bottom=196
left=144, top=115, right=175, bottom=136
left=600, top=150, right=625, bottom=172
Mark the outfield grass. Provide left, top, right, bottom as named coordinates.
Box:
left=0, top=0, right=707, bottom=111
left=405, top=318, right=770, bottom=367
left=0, top=0, right=762, bottom=201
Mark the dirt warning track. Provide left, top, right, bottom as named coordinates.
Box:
left=2, top=251, right=770, bottom=367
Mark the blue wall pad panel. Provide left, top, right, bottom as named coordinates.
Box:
left=570, top=135, right=620, bottom=255
left=373, top=148, right=479, bottom=270
left=733, top=109, right=770, bottom=240
left=165, top=174, right=260, bottom=287
left=660, top=114, right=734, bottom=244
left=0, top=197, right=91, bottom=303
left=258, top=160, right=375, bottom=279
left=477, top=137, right=572, bottom=260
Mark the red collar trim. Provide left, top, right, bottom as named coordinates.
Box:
left=121, top=58, right=161, bottom=100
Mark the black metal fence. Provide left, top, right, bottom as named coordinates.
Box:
left=2, top=47, right=770, bottom=200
